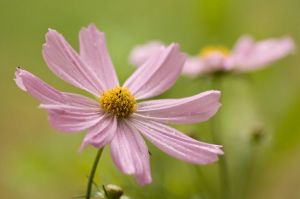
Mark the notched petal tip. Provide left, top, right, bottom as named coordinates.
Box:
left=14, top=67, right=27, bottom=91
left=43, top=29, right=60, bottom=48
left=170, top=43, right=187, bottom=62
left=47, top=28, right=56, bottom=33
left=210, top=89, right=221, bottom=96
left=87, top=23, right=98, bottom=30
left=136, top=174, right=152, bottom=186
left=46, top=29, right=59, bottom=39
left=78, top=137, right=98, bottom=153
left=198, top=145, right=224, bottom=165
left=45, top=28, right=63, bottom=43
left=202, top=90, right=222, bottom=102
left=168, top=43, right=186, bottom=58
left=282, top=37, right=296, bottom=52
left=167, top=43, right=181, bottom=53
left=82, top=23, right=105, bottom=36
left=169, top=42, right=179, bottom=47
left=78, top=141, right=89, bottom=153
left=218, top=147, right=224, bottom=155
left=167, top=43, right=187, bottom=69
left=15, top=67, right=22, bottom=74
left=208, top=90, right=222, bottom=117
left=213, top=145, right=224, bottom=155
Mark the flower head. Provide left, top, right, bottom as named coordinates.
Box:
left=15, top=24, right=223, bottom=185
left=130, top=36, right=295, bottom=77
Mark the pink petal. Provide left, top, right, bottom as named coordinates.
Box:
left=232, top=35, right=295, bottom=72
left=15, top=68, right=61, bottom=103
left=79, top=24, right=119, bottom=90
left=124, top=43, right=186, bottom=100
left=15, top=68, right=26, bottom=90
left=15, top=68, right=102, bottom=133
left=182, top=56, right=207, bottom=77
left=129, top=41, right=165, bottom=66
left=47, top=109, right=102, bottom=133
left=43, top=29, right=106, bottom=96
left=134, top=90, right=221, bottom=124
left=201, top=53, right=232, bottom=71
left=110, top=120, right=152, bottom=185
left=231, top=35, right=254, bottom=57
left=132, top=119, right=223, bottom=165
left=80, top=116, right=117, bottom=150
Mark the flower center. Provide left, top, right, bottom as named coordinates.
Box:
left=99, top=87, right=136, bottom=118
left=199, top=46, right=230, bottom=58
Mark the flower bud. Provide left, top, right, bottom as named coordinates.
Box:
left=105, top=184, right=124, bottom=199
left=250, top=123, right=265, bottom=143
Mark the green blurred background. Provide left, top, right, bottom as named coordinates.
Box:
left=1, top=0, right=300, bottom=198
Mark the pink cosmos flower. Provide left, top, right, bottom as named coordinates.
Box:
left=129, top=36, right=295, bottom=77
left=15, top=24, right=223, bottom=185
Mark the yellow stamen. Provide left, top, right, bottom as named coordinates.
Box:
left=99, top=87, right=136, bottom=118
left=200, top=46, right=230, bottom=58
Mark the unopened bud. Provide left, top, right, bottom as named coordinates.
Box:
left=251, top=123, right=265, bottom=143
left=120, top=196, right=130, bottom=199
left=105, top=184, right=124, bottom=199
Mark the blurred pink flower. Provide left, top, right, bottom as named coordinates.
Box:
left=15, top=24, right=223, bottom=185
left=129, top=36, right=295, bottom=77
left=129, top=41, right=163, bottom=67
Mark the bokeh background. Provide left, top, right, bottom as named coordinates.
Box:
left=1, top=0, right=300, bottom=198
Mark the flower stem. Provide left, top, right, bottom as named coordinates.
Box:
left=211, top=116, right=230, bottom=199
left=210, top=73, right=230, bottom=199
left=86, top=148, right=104, bottom=199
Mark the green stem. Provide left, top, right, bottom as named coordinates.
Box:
left=194, top=166, right=212, bottom=199
left=210, top=73, right=230, bottom=199
left=211, top=117, right=230, bottom=199
left=86, top=148, right=104, bottom=199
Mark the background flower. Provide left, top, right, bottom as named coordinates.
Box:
left=129, top=36, right=295, bottom=77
